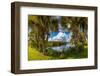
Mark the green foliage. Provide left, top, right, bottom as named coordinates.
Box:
left=28, top=44, right=88, bottom=60
left=51, top=19, right=59, bottom=31
left=28, top=15, right=88, bottom=60
left=46, top=45, right=87, bottom=59
left=64, top=47, right=87, bottom=59
left=71, top=32, right=87, bottom=52
left=28, top=15, right=51, bottom=53
left=46, top=48, right=61, bottom=57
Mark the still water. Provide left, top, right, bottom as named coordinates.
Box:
left=48, top=43, right=72, bottom=52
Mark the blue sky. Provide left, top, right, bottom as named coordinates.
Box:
left=49, top=32, right=70, bottom=38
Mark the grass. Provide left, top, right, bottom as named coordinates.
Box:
left=64, top=46, right=88, bottom=59
left=28, top=45, right=88, bottom=60
left=28, top=47, right=53, bottom=60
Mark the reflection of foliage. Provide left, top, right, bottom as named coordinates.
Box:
left=47, top=41, right=66, bottom=47
left=45, top=45, right=88, bottom=59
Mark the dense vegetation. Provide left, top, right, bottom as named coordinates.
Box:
left=28, top=15, right=88, bottom=60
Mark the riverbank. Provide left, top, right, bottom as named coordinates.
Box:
left=28, top=45, right=88, bottom=60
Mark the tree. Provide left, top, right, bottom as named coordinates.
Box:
left=28, top=15, right=51, bottom=54
left=61, top=17, right=88, bottom=50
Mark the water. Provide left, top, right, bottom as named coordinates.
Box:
left=48, top=43, right=72, bottom=52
